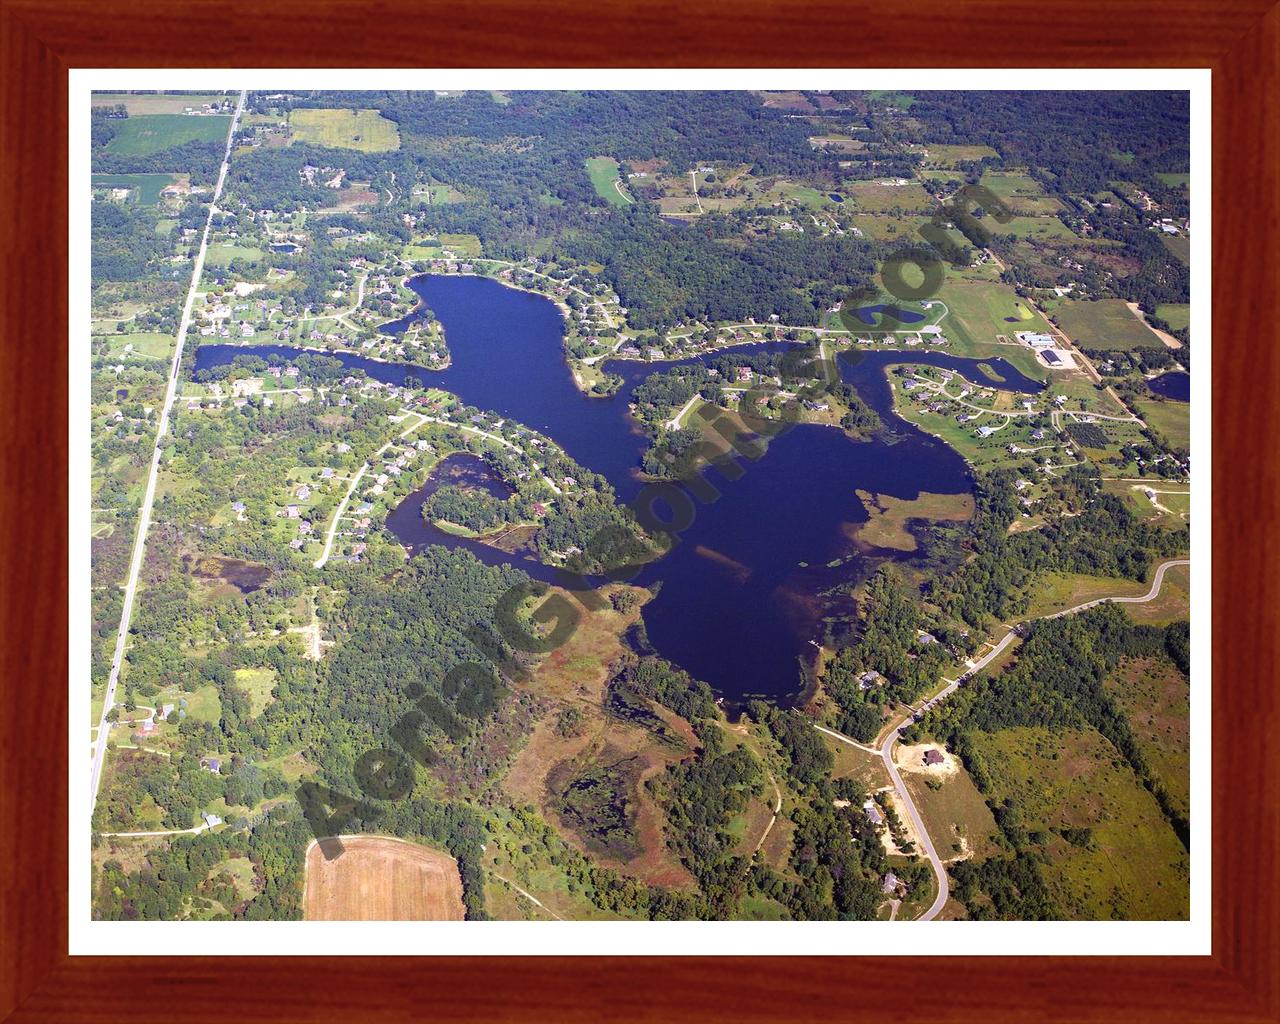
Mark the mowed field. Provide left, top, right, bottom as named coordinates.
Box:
left=104, top=115, right=232, bottom=156
left=1053, top=298, right=1166, bottom=351
left=290, top=108, right=400, bottom=152
left=585, top=157, right=630, bottom=207
left=303, top=835, right=465, bottom=920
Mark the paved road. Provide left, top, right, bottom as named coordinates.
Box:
left=90, top=91, right=247, bottom=812
left=817, top=556, right=1189, bottom=921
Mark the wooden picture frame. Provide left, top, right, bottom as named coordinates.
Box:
left=2, top=1, right=1275, bottom=1019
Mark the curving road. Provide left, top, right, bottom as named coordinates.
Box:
left=818, top=556, right=1189, bottom=921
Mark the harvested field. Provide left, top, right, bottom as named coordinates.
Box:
left=303, top=835, right=465, bottom=921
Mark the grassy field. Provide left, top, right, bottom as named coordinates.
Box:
left=847, top=180, right=936, bottom=213
left=101, top=332, right=175, bottom=361
left=93, top=93, right=228, bottom=115
left=1105, top=657, right=1190, bottom=819
left=969, top=725, right=1189, bottom=920
left=1136, top=397, right=1191, bottom=448
left=1024, top=571, right=1149, bottom=618
left=823, top=733, right=892, bottom=793
left=104, top=115, right=231, bottom=157
left=899, top=761, right=1000, bottom=863
left=1155, top=304, right=1190, bottom=331
left=936, top=276, right=1052, bottom=348
left=303, top=836, right=465, bottom=920
left=585, top=157, right=630, bottom=207
left=289, top=108, right=400, bottom=152
left=233, top=667, right=276, bottom=717
left=1161, top=233, right=1191, bottom=266
left=1157, top=172, right=1190, bottom=188
left=205, top=242, right=265, bottom=267
left=91, top=172, right=178, bottom=205
left=977, top=171, right=1059, bottom=216
left=923, top=143, right=999, bottom=166
left=1052, top=298, right=1166, bottom=351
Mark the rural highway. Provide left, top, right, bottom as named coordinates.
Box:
left=90, top=91, right=247, bottom=812
left=817, top=556, right=1189, bottom=921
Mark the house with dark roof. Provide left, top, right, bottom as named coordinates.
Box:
left=924, top=749, right=945, bottom=766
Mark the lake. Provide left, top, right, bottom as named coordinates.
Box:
left=1148, top=371, right=1189, bottom=401
left=196, top=274, right=1042, bottom=703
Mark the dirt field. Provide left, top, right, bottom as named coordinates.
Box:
left=303, top=835, right=465, bottom=921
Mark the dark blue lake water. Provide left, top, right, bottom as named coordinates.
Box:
left=196, top=274, right=1042, bottom=702
left=1148, top=371, right=1189, bottom=401
left=850, top=304, right=925, bottom=327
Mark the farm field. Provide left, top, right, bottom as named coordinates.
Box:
left=303, top=835, right=466, bottom=920
left=93, top=92, right=229, bottom=115
left=104, top=115, right=232, bottom=157
left=289, top=108, right=400, bottom=152
left=91, top=173, right=179, bottom=206
left=585, top=157, right=630, bottom=207
left=1052, top=298, right=1167, bottom=351
left=968, top=726, right=1189, bottom=920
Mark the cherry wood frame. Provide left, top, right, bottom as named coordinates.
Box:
left=2, top=1, right=1276, bottom=1020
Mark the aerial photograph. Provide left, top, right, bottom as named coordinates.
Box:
left=88, top=88, right=1192, bottom=924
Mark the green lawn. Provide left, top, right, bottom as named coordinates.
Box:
left=289, top=108, right=400, bottom=152
left=1052, top=299, right=1165, bottom=351
left=91, top=172, right=178, bottom=205
left=1156, top=172, right=1190, bottom=188
left=585, top=157, right=630, bottom=207
left=104, top=115, right=232, bottom=157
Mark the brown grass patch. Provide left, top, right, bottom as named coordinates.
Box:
left=303, top=835, right=464, bottom=921
left=502, top=585, right=696, bottom=889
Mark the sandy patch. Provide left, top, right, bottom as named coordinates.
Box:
left=895, top=743, right=960, bottom=779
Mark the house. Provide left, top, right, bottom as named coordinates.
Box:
left=923, top=749, right=945, bottom=767
left=863, top=800, right=884, bottom=826
left=882, top=872, right=900, bottom=894
left=201, top=812, right=223, bottom=828
left=296, top=484, right=311, bottom=500
left=231, top=500, right=246, bottom=514
left=320, top=467, right=334, bottom=480
left=201, top=757, right=222, bottom=774
left=160, top=703, right=175, bottom=720
left=859, top=670, right=884, bottom=690
left=976, top=425, right=996, bottom=438
left=285, top=505, right=300, bottom=518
